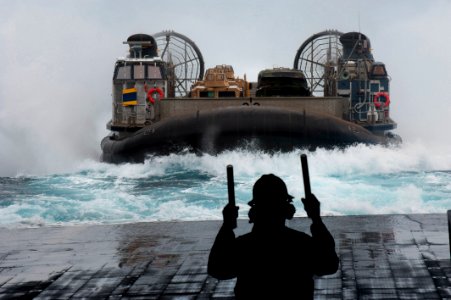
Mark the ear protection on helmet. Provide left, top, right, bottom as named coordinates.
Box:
left=248, top=205, right=256, bottom=223
left=248, top=200, right=296, bottom=223
left=285, top=202, right=296, bottom=220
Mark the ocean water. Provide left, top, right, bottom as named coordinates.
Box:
left=1, top=142, right=451, bottom=229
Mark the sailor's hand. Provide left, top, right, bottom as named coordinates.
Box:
left=301, top=193, right=321, bottom=221
left=222, top=203, right=239, bottom=229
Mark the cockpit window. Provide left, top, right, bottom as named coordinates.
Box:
left=372, top=65, right=387, bottom=76
left=148, top=66, right=162, bottom=79
left=115, top=64, right=163, bottom=80
left=116, top=66, right=132, bottom=79
left=134, top=65, right=145, bottom=79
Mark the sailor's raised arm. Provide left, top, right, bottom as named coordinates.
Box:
left=302, top=193, right=339, bottom=276
left=207, top=204, right=239, bottom=280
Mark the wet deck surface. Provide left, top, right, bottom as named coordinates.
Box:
left=0, top=213, right=450, bottom=299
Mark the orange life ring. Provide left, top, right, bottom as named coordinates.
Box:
left=146, top=87, right=164, bottom=104
left=373, top=92, right=390, bottom=108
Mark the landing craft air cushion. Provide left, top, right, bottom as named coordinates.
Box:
left=101, top=30, right=401, bottom=163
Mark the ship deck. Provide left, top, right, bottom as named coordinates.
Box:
left=0, top=213, right=450, bottom=299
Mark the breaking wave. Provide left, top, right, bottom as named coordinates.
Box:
left=1, top=141, right=450, bottom=228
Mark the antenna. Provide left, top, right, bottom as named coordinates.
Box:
left=357, top=3, right=363, bottom=34
left=358, top=11, right=361, bottom=33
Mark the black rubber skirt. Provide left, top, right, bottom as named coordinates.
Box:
left=101, top=106, right=390, bottom=163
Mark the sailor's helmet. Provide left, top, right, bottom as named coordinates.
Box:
left=248, top=174, right=294, bottom=207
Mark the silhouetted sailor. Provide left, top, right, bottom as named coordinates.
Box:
left=208, top=174, right=339, bottom=299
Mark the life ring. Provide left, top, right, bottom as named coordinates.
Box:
left=146, top=87, right=164, bottom=104
left=373, top=92, right=390, bottom=108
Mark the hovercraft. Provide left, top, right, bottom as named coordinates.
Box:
left=101, top=30, right=401, bottom=163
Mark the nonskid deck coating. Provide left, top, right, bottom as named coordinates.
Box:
left=0, top=214, right=450, bottom=299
